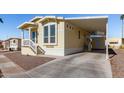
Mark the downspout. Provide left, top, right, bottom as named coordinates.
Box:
left=63, top=18, right=66, bottom=56
left=106, top=19, right=109, bottom=60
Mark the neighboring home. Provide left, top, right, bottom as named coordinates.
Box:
left=18, top=16, right=108, bottom=56
left=108, top=38, right=124, bottom=49
left=2, top=38, right=21, bottom=51
left=2, top=40, right=9, bottom=50
left=0, top=40, right=3, bottom=49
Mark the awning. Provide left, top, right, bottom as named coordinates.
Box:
left=65, top=16, right=108, bottom=32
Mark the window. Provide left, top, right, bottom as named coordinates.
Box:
left=32, top=32, right=36, bottom=42
left=43, top=23, right=56, bottom=44
left=78, top=31, right=80, bottom=39
left=11, top=40, right=16, bottom=43
left=50, top=25, right=55, bottom=43
left=67, top=24, right=68, bottom=28
left=44, top=26, right=48, bottom=43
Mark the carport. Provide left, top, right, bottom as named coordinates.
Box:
left=65, top=16, right=108, bottom=59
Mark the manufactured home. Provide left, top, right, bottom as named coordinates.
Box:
left=108, top=38, right=124, bottom=49
left=18, top=16, right=108, bottom=56
left=2, top=38, right=21, bottom=51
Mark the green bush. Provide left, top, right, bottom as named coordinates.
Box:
left=120, top=45, right=124, bottom=49
left=109, top=45, right=115, bottom=49
left=0, top=45, right=3, bottom=49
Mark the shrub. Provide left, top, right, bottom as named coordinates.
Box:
left=0, top=45, right=3, bottom=49
left=120, top=45, right=124, bottom=49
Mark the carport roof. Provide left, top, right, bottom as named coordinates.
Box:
left=65, top=16, right=108, bottom=32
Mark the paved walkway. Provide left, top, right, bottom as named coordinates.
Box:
left=5, top=52, right=112, bottom=78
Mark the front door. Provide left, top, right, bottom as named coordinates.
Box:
left=32, top=31, right=36, bottom=43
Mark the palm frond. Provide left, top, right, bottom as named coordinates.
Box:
left=0, top=18, right=3, bottom=23
left=120, top=15, right=124, bottom=20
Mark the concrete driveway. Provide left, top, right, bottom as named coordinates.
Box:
left=7, top=52, right=112, bottom=78
left=28, top=52, right=112, bottom=78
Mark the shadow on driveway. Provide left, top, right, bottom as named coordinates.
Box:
left=4, top=52, right=55, bottom=71
left=108, top=48, right=117, bottom=59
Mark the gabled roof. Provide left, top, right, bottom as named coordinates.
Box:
left=18, top=16, right=108, bottom=32
left=17, top=16, right=64, bottom=29
left=30, top=16, right=43, bottom=22
left=38, top=16, right=64, bottom=22
left=5, top=38, right=21, bottom=41
left=17, top=22, right=38, bottom=29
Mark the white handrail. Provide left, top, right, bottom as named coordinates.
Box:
left=22, top=39, right=37, bottom=54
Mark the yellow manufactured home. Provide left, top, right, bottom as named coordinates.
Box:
left=108, top=38, right=124, bottom=49
left=18, top=16, right=108, bottom=56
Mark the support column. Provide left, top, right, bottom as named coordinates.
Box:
left=29, top=27, right=31, bottom=40
left=35, top=32, right=37, bottom=43
left=21, top=30, right=24, bottom=46
left=106, top=20, right=109, bottom=60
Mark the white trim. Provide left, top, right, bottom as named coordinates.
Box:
left=39, top=16, right=64, bottom=22
left=29, top=27, right=31, bottom=40
left=39, top=16, right=56, bottom=22
left=42, top=22, right=57, bottom=45
left=30, top=16, right=43, bottom=22
left=90, top=35, right=106, bottom=38
left=17, top=22, right=36, bottom=29
left=106, top=21, right=109, bottom=60
left=65, top=16, right=108, bottom=20
left=43, top=48, right=65, bottom=56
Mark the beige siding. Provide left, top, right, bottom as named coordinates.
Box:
left=9, top=39, right=21, bottom=50
left=65, top=22, right=89, bottom=55
left=37, top=20, right=65, bottom=56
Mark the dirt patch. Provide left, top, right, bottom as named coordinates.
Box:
left=4, top=52, right=55, bottom=71
left=109, top=49, right=124, bottom=78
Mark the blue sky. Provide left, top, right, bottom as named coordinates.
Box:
left=0, top=14, right=122, bottom=40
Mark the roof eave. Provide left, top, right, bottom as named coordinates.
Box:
left=30, top=16, right=43, bottom=22
left=65, top=16, right=108, bottom=20
left=17, top=22, right=37, bottom=29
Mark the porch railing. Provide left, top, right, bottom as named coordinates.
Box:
left=22, top=39, right=37, bottom=54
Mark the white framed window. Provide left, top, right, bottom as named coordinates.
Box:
left=43, top=22, right=57, bottom=45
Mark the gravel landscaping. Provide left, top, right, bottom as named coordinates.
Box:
left=4, top=52, right=55, bottom=71
left=109, top=49, right=124, bottom=78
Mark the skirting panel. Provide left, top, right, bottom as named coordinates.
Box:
left=64, top=48, right=83, bottom=55
left=43, top=48, right=65, bottom=56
